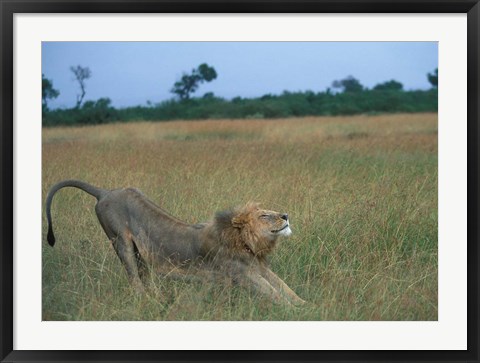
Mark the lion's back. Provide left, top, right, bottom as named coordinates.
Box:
left=96, top=187, right=205, bottom=263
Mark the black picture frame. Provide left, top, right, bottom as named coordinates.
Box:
left=1, top=1, right=479, bottom=362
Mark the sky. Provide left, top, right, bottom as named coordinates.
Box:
left=42, top=42, right=438, bottom=109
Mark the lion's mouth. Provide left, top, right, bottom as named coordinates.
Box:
left=271, top=224, right=289, bottom=233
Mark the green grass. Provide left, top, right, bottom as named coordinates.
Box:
left=42, top=113, right=438, bottom=321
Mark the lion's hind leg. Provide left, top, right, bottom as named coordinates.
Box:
left=112, top=229, right=146, bottom=293
left=98, top=220, right=145, bottom=293
left=95, top=203, right=146, bottom=293
left=132, top=240, right=149, bottom=283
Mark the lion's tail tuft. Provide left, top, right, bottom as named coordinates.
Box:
left=47, top=224, right=56, bottom=246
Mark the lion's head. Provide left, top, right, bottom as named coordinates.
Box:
left=213, top=202, right=291, bottom=259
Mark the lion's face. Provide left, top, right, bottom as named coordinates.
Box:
left=230, top=202, right=291, bottom=257
left=250, top=208, right=292, bottom=237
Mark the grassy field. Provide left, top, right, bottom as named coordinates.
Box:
left=42, top=113, right=438, bottom=321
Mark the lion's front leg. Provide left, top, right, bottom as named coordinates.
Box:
left=156, top=264, right=228, bottom=285
left=260, top=267, right=306, bottom=306
left=240, top=269, right=293, bottom=306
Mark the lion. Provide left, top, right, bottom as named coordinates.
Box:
left=45, top=180, right=306, bottom=306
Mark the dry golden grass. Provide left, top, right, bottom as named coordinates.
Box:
left=42, top=113, right=437, bottom=321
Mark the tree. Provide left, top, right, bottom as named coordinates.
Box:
left=202, top=92, right=215, bottom=99
left=427, top=68, right=438, bottom=88
left=42, top=74, right=60, bottom=112
left=171, top=63, right=217, bottom=100
left=332, top=76, right=364, bottom=93
left=70, top=65, right=92, bottom=108
left=373, top=80, right=404, bottom=91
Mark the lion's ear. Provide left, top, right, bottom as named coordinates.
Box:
left=232, top=215, right=246, bottom=228
left=245, top=201, right=260, bottom=210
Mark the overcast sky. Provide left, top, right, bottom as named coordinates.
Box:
left=42, top=42, right=438, bottom=109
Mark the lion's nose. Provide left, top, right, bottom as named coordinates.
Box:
left=281, top=214, right=288, bottom=221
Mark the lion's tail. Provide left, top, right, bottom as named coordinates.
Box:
left=46, top=180, right=108, bottom=247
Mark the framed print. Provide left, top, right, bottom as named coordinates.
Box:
left=1, top=1, right=479, bottom=362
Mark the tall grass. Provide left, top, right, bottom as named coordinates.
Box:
left=42, top=113, right=437, bottom=320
